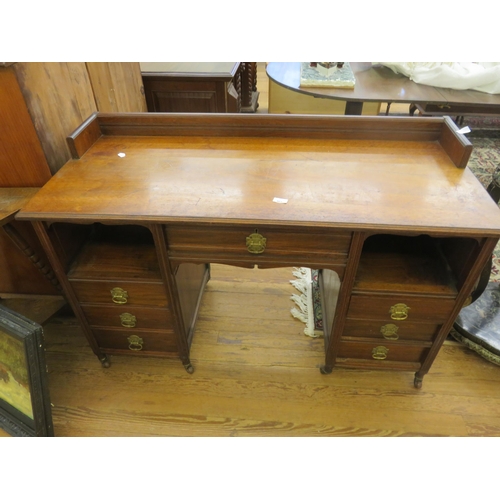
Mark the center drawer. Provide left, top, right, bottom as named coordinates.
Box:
left=165, top=225, right=352, bottom=268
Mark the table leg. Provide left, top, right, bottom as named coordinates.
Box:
left=345, top=101, right=363, bottom=115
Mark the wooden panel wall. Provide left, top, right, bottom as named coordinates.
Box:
left=13, top=62, right=98, bottom=175
left=1, top=62, right=146, bottom=295
left=0, top=67, right=52, bottom=187
left=86, top=62, right=147, bottom=113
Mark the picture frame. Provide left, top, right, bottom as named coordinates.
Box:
left=0, top=303, right=53, bottom=436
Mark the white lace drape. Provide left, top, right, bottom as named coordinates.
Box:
left=379, top=62, right=500, bottom=94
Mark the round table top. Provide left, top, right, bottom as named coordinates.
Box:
left=266, top=62, right=500, bottom=106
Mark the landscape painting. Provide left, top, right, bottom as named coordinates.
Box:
left=0, top=329, right=34, bottom=419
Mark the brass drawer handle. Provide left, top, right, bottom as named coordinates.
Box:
left=120, top=312, right=136, bottom=328
left=127, top=334, right=143, bottom=351
left=246, top=230, right=266, bottom=254
left=389, top=303, right=410, bottom=321
left=380, top=324, right=399, bottom=340
left=111, top=287, right=128, bottom=304
left=372, top=346, right=389, bottom=360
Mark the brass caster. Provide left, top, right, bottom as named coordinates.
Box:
left=320, top=365, right=333, bottom=375
left=184, top=363, right=194, bottom=374
left=100, top=355, right=111, bottom=368
left=414, top=375, right=423, bottom=389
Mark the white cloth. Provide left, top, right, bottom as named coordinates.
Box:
left=379, top=62, right=500, bottom=94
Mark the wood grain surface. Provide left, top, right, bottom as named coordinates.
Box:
left=18, top=125, right=500, bottom=236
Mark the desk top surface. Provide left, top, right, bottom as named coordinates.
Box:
left=267, top=62, right=500, bottom=106
left=17, top=113, right=500, bottom=237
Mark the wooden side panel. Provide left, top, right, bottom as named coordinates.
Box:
left=0, top=68, right=52, bottom=187
left=86, top=63, right=147, bottom=113
left=439, top=116, right=473, bottom=168
left=66, top=113, right=101, bottom=159
left=0, top=221, right=59, bottom=295
left=13, top=62, right=98, bottom=175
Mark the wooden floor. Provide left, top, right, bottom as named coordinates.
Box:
left=2, top=64, right=500, bottom=438
left=3, top=263, right=498, bottom=437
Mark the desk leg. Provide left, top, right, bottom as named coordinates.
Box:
left=414, top=236, right=499, bottom=388
left=345, top=101, right=363, bottom=115
left=30, top=221, right=110, bottom=368
left=322, top=232, right=366, bottom=374
left=150, top=225, right=194, bottom=374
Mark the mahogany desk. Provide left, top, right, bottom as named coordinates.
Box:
left=267, top=62, right=500, bottom=117
left=17, top=113, right=500, bottom=388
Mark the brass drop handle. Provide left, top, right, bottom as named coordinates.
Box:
left=372, top=346, right=389, bottom=360
left=246, top=229, right=267, bottom=254
left=380, top=324, right=399, bottom=340
left=127, top=334, right=143, bottom=351
left=111, top=287, right=128, bottom=304
left=120, top=312, right=136, bottom=328
left=389, top=303, right=410, bottom=321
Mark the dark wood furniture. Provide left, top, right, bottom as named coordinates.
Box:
left=17, top=113, right=500, bottom=388
left=267, top=62, right=500, bottom=116
left=0, top=188, right=60, bottom=294
left=141, top=62, right=259, bottom=113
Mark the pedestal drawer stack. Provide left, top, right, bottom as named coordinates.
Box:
left=335, top=234, right=459, bottom=373
left=66, top=224, right=179, bottom=358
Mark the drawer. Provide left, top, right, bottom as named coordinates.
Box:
left=81, top=304, right=172, bottom=330
left=348, top=293, right=456, bottom=322
left=343, top=318, right=441, bottom=342
left=92, top=327, right=177, bottom=354
left=70, top=280, right=168, bottom=307
left=338, top=338, right=430, bottom=364
left=165, top=225, right=351, bottom=267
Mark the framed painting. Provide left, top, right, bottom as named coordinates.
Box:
left=0, top=303, right=53, bottom=436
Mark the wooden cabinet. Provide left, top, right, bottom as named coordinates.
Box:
left=141, top=62, right=259, bottom=113
left=17, top=113, right=500, bottom=387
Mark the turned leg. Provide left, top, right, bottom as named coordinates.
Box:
left=2, top=222, right=62, bottom=291
left=414, top=373, right=424, bottom=389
